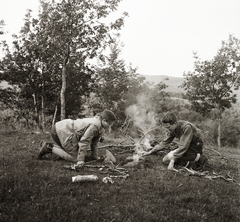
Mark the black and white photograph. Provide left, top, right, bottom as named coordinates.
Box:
left=0, top=0, right=240, bottom=221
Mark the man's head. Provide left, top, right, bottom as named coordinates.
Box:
left=161, top=112, right=178, bottom=132
left=100, top=110, right=116, bottom=129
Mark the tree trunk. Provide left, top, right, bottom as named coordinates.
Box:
left=41, top=77, right=46, bottom=132
left=41, top=96, right=46, bottom=132
left=32, top=93, right=40, bottom=130
left=52, top=104, right=58, bottom=128
left=60, top=50, right=70, bottom=120
left=217, top=118, right=221, bottom=147
left=60, top=61, right=67, bottom=120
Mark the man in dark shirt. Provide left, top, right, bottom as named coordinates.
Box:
left=143, top=112, right=208, bottom=171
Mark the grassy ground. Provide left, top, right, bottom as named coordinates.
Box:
left=0, top=126, right=240, bottom=222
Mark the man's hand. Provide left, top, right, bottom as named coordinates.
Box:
left=141, top=150, right=152, bottom=156
left=167, top=159, right=178, bottom=172
left=76, top=161, right=85, bottom=168
left=64, top=161, right=85, bottom=171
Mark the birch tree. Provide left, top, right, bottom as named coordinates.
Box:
left=38, top=0, right=127, bottom=119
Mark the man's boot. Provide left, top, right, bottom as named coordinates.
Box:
left=38, top=140, right=53, bottom=159
left=196, top=155, right=208, bottom=170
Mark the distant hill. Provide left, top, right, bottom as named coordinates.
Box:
left=1, top=76, right=239, bottom=102
left=142, top=74, right=240, bottom=102
left=142, top=75, right=185, bottom=93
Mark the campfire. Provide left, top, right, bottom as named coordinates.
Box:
left=122, top=138, right=152, bottom=168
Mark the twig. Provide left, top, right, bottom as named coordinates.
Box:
left=216, top=161, right=227, bottom=168
left=85, top=159, right=99, bottom=164
left=109, top=168, right=128, bottom=175
left=205, top=147, right=223, bottom=157
left=97, top=144, right=135, bottom=150
left=117, top=149, right=135, bottom=154
left=138, top=126, right=159, bottom=143
left=227, top=172, right=240, bottom=185
left=115, top=167, right=128, bottom=171
left=110, top=174, right=129, bottom=179
left=85, top=165, right=105, bottom=168
left=180, top=167, right=240, bottom=185
left=181, top=167, right=209, bottom=177
left=128, top=136, right=136, bottom=143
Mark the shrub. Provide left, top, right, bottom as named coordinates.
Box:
left=220, top=108, right=240, bottom=147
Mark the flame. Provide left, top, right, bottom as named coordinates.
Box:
left=142, top=137, right=152, bottom=150
left=132, top=153, right=140, bottom=163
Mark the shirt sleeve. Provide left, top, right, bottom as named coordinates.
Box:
left=173, top=125, right=193, bottom=158
left=77, top=124, right=99, bottom=162
left=151, top=132, right=175, bottom=153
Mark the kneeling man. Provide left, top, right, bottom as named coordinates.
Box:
left=143, top=112, right=208, bottom=171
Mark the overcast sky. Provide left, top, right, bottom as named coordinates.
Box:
left=1, top=0, right=240, bottom=77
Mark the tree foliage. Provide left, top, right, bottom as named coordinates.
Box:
left=38, top=0, right=127, bottom=119
left=0, top=10, right=59, bottom=130
left=181, top=35, right=240, bottom=147
left=94, top=40, right=130, bottom=107
left=0, top=20, right=5, bottom=35
left=89, top=40, right=147, bottom=127
left=0, top=0, right=127, bottom=128
left=182, top=35, right=240, bottom=115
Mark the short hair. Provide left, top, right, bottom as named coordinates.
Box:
left=162, top=112, right=177, bottom=125
left=100, top=110, right=116, bottom=122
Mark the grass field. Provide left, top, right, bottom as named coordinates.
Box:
left=0, top=126, right=240, bottom=222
